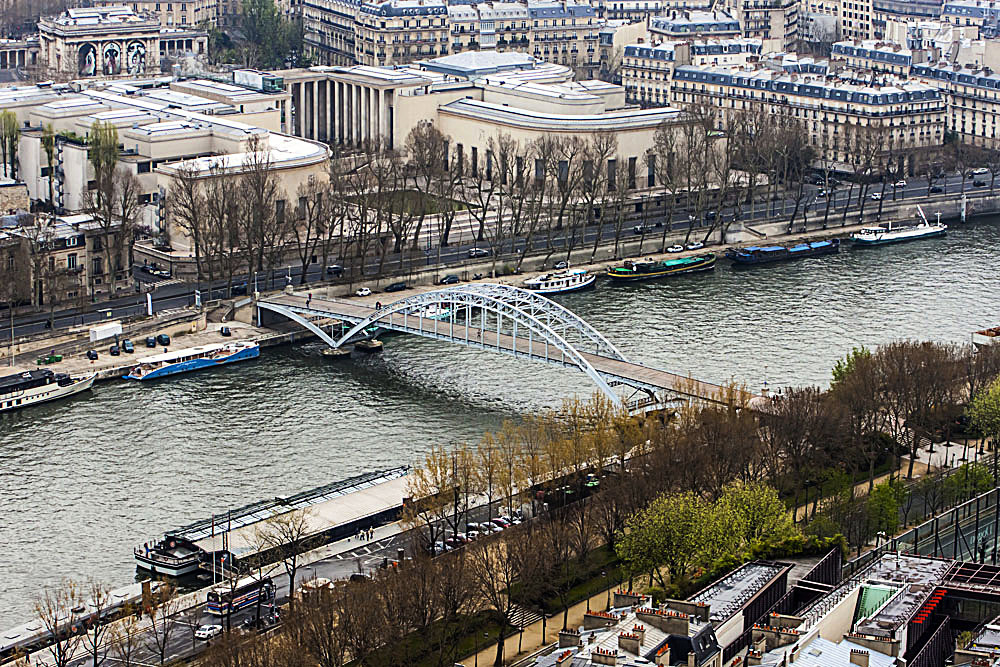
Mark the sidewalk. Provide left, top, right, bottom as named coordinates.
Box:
left=459, top=584, right=620, bottom=667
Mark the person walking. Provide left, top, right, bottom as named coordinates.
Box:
left=306, top=293, right=312, bottom=308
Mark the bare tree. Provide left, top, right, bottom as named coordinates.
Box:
left=34, top=581, right=84, bottom=667
left=291, top=176, right=327, bottom=285
left=165, top=162, right=208, bottom=281
left=80, top=580, right=113, bottom=667
left=145, top=585, right=180, bottom=666
left=108, top=611, right=143, bottom=667
left=253, top=508, right=316, bottom=602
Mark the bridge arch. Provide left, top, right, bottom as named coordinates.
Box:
left=331, top=284, right=624, bottom=404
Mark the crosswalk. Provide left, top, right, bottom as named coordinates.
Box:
left=144, top=277, right=184, bottom=290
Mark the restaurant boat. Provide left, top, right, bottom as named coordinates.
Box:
left=522, top=269, right=597, bottom=294
left=124, top=341, right=259, bottom=380
left=0, top=369, right=96, bottom=412
left=726, top=239, right=840, bottom=266
left=605, top=254, right=716, bottom=281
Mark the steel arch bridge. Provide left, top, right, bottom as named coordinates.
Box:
left=258, top=283, right=640, bottom=405
left=257, top=283, right=749, bottom=410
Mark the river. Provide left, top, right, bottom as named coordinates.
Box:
left=2, top=218, right=999, bottom=627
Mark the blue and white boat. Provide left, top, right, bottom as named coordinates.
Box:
left=522, top=269, right=596, bottom=294
left=124, top=341, right=259, bottom=380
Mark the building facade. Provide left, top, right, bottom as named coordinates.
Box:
left=830, top=39, right=916, bottom=74
left=913, top=61, right=1000, bottom=146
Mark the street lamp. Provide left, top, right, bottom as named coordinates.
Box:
left=603, top=570, right=609, bottom=610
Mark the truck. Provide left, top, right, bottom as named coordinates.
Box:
left=89, top=321, right=122, bottom=342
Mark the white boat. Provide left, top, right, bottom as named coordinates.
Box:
left=850, top=206, right=947, bottom=246
left=522, top=269, right=596, bottom=294
left=405, top=305, right=452, bottom=321
left=124, top=341, right=259, bottom=380
left=0, top=369, right=96, bottom=413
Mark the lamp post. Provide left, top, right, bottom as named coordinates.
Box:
left=603, top=570, right=609, bottom=610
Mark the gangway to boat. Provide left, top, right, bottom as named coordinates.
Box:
left=258, top=285, right=761, bottom=410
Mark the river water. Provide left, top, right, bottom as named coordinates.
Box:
left=2, top=219, right=999, bottom=627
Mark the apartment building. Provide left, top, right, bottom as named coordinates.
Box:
left=528, top=0, right=600, bottom=77
left=354, top=0, right=449, bottom=66
left=718, top=0, right=798, bottom=50
left=448, top=3, right=531, bottom=55
left=597, top=19, right=648, bottom=79
left=872, top=0, right=941, bottom=38
left=301, top=0, right=358, bottom=65
left=664, top=62, right=945, bottom=164
left=91, top=0, right=223, bottom=28
left=649, top=10, right=743, bottom=39
left=622, top=37, right=763, bottom=106
left=830, top=39, right=916, bottom=74
left=913, top=61, right=1000, bottom=146
left=941, top=0, right=1000, bottom=37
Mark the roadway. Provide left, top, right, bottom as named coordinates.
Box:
left=2, top=171, right=994, bottom=343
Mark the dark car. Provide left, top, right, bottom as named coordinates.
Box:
left=220, top=326, right=232, bottom=337
left=930, top=185, right=943, bottom=193
left=156, top=333, right=171, bottom=346
left=384, top=282, right=407, bottom=293
left=974, top=179, right=987, bottom=187
left=326, top=264, right=345, bottom=277
left=109, top=344, right=120, bottom=356
left=86, top=349, right=99, bottom=361
left=633, top=224, right=652, bottom=234
left=230, top=282, right=248, bottom=296
left=145, top=336, right=157, bottom=348
left=121, top=339, right=134, bottom=354
left=439, top=274, right=460, bottom=285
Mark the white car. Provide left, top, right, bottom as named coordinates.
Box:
left=974, top=167, right=989, bottom=175
left=894, top=180, right=906, bottom=188
left=355, top=287, right=372, bottom=297
left=667, top=245, right=683, bottom=253
left=685, top=241, right=704, bottom=251
left=195, top=625, right=223, bottom=640
left=871, top=192, right=882, bottom=201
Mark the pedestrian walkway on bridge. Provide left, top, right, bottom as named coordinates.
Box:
left=257, top=284, right=761, bottom=410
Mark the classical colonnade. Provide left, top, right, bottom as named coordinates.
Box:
left=288, top=77, right=394, bottom=148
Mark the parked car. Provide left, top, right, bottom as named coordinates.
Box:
left=326, top=264, right=345, bottom=277
left=439, top=274, right=460, bottom=285
left=974, top=179, right=987, bottom=187
left=666, top=244, right=683, bottom=253
left=156, top=333, right=171, bottom=346
left=553, top=260, right=569, bottom=270
left=704, top=210, right=717, bottom=220
left=894, top=180, right=907, bottom=188
left=930, top=186, right=944, bottom=193
left=685, top=241, right=704, bottom=251
left=121, top=339, right=134, bottom=354
left=355, top=287, right=372, bottom=297
left=432, top=541, right=453, bottom=554
left=871, top=192, right=882, bottom=201
left=220, top=326, right=232, bottom=337
left=230, top=282, right=248, bottom=296
left=385, top=282, right=407, bottom=292
left=973, top=167, right=989, bottom=175
left=86, top=349, right=99, bottom=361
left=109, top=344, right=120, bottom=356
left=633, top=224, right=652, bottom=234
left=145, top=336, right=157, bottom=348
left=468, top=247, right=491, bottom=258
left=195, top=625, right=223, bottom=640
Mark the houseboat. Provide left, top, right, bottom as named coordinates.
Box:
left=606, top=254, right=716, bottom=282
left=522, top=269, right=597, bottom=294
left=124, top=341, right=259, bottom=380
left=726, top=239, right=840, bottom=266
left=0, top=369, right=96, bottom=413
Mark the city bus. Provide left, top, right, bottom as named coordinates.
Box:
left=205, top=576, right=274, bottom=616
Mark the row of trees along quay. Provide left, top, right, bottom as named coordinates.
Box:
left=157, top=103, right=1000, bottom=298
left=22, top=340, right=1000, bottom=667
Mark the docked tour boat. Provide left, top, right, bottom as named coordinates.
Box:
left=606, top=254, right=716, bottom=282
left=0, top=369, right=96, bottom=413
left=124, top=341, right=259, bottom=380
left=726, top=238, right=840, bottom=266
left=134, top=536, right=203, bottom=577
left=522, top=269, right=597, bottom=294
left=849, top=208, right=947, bottom=246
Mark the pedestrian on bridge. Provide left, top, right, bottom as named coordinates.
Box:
left=307, top=293, right=312, bottom=308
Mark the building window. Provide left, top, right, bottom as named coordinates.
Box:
left=607, top=159, right=617, bottom=190
left=92, top=257, right=103, bottom=276
left=67, top=254, right=77, bottom=269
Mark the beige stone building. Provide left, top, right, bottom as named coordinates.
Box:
left=0, top=37, right=41, bottom=70
left=93, top=0, right=218, bottom=27
left=719, top=0, right=798, bottom=50
left=1, top=75, right=323, bottom=264
left=36, top=6, right=208, bottom=79
left=273, top=51, right=687, bottom=186
left=666, top=63, right=945, bottom=164
left=913, top=61, right=1000, bottom=147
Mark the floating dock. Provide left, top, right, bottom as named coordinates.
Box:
left=136, top=467, right=410, bottom=575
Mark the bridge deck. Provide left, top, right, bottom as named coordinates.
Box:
left=261, top=293, right=751, bottom=404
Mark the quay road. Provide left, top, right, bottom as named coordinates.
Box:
left=52, top=504, right=511, bottom=667
left=1, top=172, right=992, bottom=343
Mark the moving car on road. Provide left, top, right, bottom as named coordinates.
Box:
left=355, top=287, right=372, bottom=297
left=468, top=248, right=491, bottom=258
